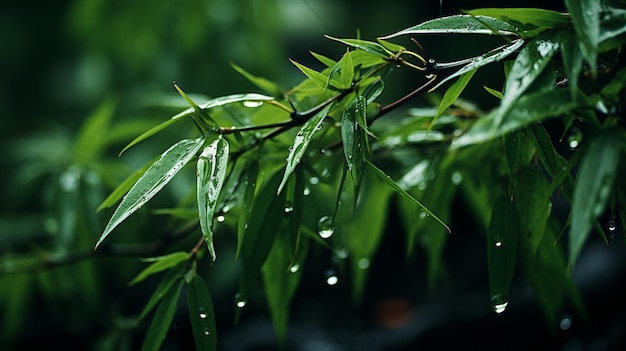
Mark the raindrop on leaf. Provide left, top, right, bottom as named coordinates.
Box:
left=318, top=216, right=335, bottom=239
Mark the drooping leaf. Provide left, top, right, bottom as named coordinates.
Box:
left=119, top=93, right=274, bottom=155
left=492, top=37, right=559, bottom=130
left=140, top=277, right=184, bottom=351
left=136, top=261, right=186, bottom=323
left=97, top=159, right=155, bottom=211
left=277, top=104, right=333, bottom=194
left=379, top=15, right=517, bottom=38
left=236, top=160, right=259, bottom=260
left=186, top=274, right=217, bottom=350
left=129, top=252, right=190, bottom=286
left=466, top=8, right=569, bottom=37
left=569, top=129, right=623, bottom=267
left=341, top=96, right=367, bottom=192
left=231, top=62, right=287, bottom=98
left=324, top=36, right=392, bottom=58
left=365, top=159, right=450, bottom=233
left=487, top=195, right=519, bottom=314
left=197, top=137, right=230, bottom=262
left=565, top=0, right=600, bottom=74
left=96, top=138, right=206, bottom=249
left=483, top=85, right=504, bottom=99
left=513, top=167, right=551, bottom=256
left=430, top=39, right=525, bottom=91
left=432, top=69, right=477, bottom=124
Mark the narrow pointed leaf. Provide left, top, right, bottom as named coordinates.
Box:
left=432, top=69, right=477, bottom=124
left=467, top=8, right=569, bottom=37
left=119, top=93, right=274, bottom=155
left=431, top=39, right=525, bottom=91
left=129, top=252, right=190, bottom=286
left=96, top=138, right=206, bottom=249
left=310, top=51, right=337, bottom=68
left=513, top=168, right=550, bottom=256
left=231, top=62, right=286, bottom=98
left=325, top=36, right=392, bottom=58
left=187, top=275, right=217, bottom=350
left=277, top=104, right=333, bottom=194
left=341, top=96, right=367, bottom=193
left=137, top=262, right=186, bottom=323
left=290, top=59, right=341, bottom=89
left=236, top=161, right=259, bottom=260
left=488, top=195, right=519, bottom=313
left=569, top=129, right=623, bottom=267
left=197, top=137, right=230, bottom=262
left=74, top=96, right=117, bottom=164
left=483, top=85, right=504, bottom=99
left=365, top=159, right=450, bottom=233
left=140, top=278, right=184, bottom=351
left=379, top=15, right=517, bottom=39
left=565, top=0, right=600, bottom=73
left=174, top=82, right=219, bottom=129
left=340, top=49, right=354, bottom=90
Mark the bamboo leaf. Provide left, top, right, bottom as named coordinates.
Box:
left=341, top=96, right=367, bottom=195
left=365, top=159, right=450, bottom=233
left=466, top=8, right=569, bottom=37
left=433, top=69, right=477, bottom=124
left=289, top=59, right=341, bottom=90
left=379, top=15, right=517, bottom=38
left=487, top=195, right=519, bottom=314
left=340, top=49, right=355, bottom=90
left=73, top=96, right=117, bottom=164
left=565, top=0, right=600, bottom=73
left=569, top=129, right=623, bottom=267
left=231, top=62, right=286, bottom=98
left=197, top=137, right=230, bottom=262
left=277, top=104, right=333, bottom=194
left=140, top=278, right=184, bottom=351
left=129, top=252, right=190, bottom=286
left=186, top=275, right=217, bottom=350
left=96, top=138, right=206, bottom=249
left=236, top=161, right=259, bottom=260
left=325, top=36, right=392, bottom=58
left=136, top=262, right=186, bottom=323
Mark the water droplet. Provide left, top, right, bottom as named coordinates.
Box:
left=153, top=162, right=161, bottom=169
left=216, top=215, right=225, bottom=223
left=560, top=317, right=572, bottom=330
left=491, top=294, right=508, bottom=314
left=419, top=212, right=428, bottom=219
left=358, top=258, right=370, bottom=270
left=289, top=264, right=300, bottom=273
left=199, top=308, right=208, bottom=319
left=494, top=234, right=503, bottom=247
left=309, top=177, right=320, bottom=185
left=608, top=212, right=616, bottom=232
left=303, top=187, right=311, bottom=196
left=318, top=216, right=335, bottom=239
left=334, top=247, right=349, bottom=259
left=451, top=171, right=463, bottom=185
left=321, top=168, right=330, bottom=177
left=284, top=206, right=294, bottom=214
left=203, top=329, right=210, bottom=336
left=567, top=129, right=582, bottom=150
left=325, top=270, right=339, bottom=286
left=243, top=101, right=263, bottom=108
left=235, top=293, right=247, bottom=308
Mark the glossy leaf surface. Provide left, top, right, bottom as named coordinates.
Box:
left=140, top=277, right=184, bottom=351
left=187, top=275, right=217, bottom=350
left=129, top=252, right=190, bottom=286
left=380, top=15, right=517, bottom=38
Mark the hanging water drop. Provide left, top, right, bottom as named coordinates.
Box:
left=567, top=129, right=582, bottom=150
left=325, top=269, right=339, bottom=286
left=203, top=329, right=210, bottom=336
left=559, top=316, right=572, bottom=331
left=494, top=234, right=503, bottom=247
left=243, top=100, right=263, bottom=108
left=199, top=308, right=208, bottom=319
left=216, top=215, right=225, bottom=223
left=334, top=247, right=349, bottom=259
left=358, top=258, right=370, bottom=270
left=284, top=206, right=294, bottom=214
left=491, top=294, right=508, bottom=314
left=235, top=293, right=247, bottom=308
left=303, top=187, right=311, bottom=196
left=608, top=212, right=616, bottom=232
left=318, top=216, right=335, bottom=239
left=289, top=263, right=300, bottom=273
left=309, top=176, right=320, bottom=185
left=451, top=171, right=463, bottom=185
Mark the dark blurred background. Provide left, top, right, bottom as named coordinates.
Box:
left=2, top=0, right=625, bottom=350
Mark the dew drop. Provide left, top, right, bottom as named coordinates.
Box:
left=451, top=171, right=463, bottom=185
left=608, top=212, right=616, bottom=232
left=419, top=212, right=428, bottom=219
left=235, top=293, right=247, bottom=308
left=358, top=258, right=370, bottom=270
left=491, top=294, right=508, bottom=314
left=289, top=264, right=300, bottom=273
left=567, top=129, right=582, bottom=150
left=284, top=206, right=294, bottom=214
left=494, top=234, right=503, bottom=247
left=309, top=177, right=320, bottom=185
left=243, top=101, right=263, bottom=108
left=318, top=216, right=335, bottom=239
left=325, top=270, right=339, bottom=286
left=203, top=329, right=210, bottom=336
left=199, top=308, right=208, bottom=319
left=560, top=317, right=572, bottom=331
left=334, top=247, right=349, bottom=259
left=216, top=215, right=225, bottom=223
left=303, top=187, right=311, bottom=196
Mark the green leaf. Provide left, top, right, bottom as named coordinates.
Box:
left=310, top=51, right=337, bottom=68
left=431, top=39, right=525, bottom=91
left=231, top=62, right=286, bottom=98
left=487, top=195, right=519, bottom=314
left=236, top=161, right=259, bottom=260
left=140, top=277, right=184, bottom=351
left=365, top=159, right=450, bottom=233
left=277, top=103, right=333, bottom=194
left=432, top=69, right=477, bottom=124
left=569, top=129, right=623, bottom=267
left=379, top=15, right=517, bottom=38
left=174, top=82, right=219, bottom=130
left=186, top=275, right=217, bottom=350
left=513, top=167, right=550, bottom=256
left=96, top=138, right=206, bottom=249
left=137, top=262, right=186, bottom=323
left=325, top=36, right=392, bottom=58
left=73, top=96, right=117, bottom=164
left=565, top=0, right=600, bottom=73
left=466, top=8, right=569, bottom=37
left=97, top=158, right=154, bottom=211
left=483, top=85, right=504, bottom=99
left=289, top=59, right=341, bottom=90
left=376, top=38, right=406, bottom=53
left=129, top=252, right=190, bottom=286
left=340, top=49, right=355, bottom=90
left=452, top=89, right=588, bottom=148
left=341, top=96, right=367, bottom=194
left=492, top=37, right=559, bottom=130
left=197, top=137, right=230, bottom=262
left=119, top=93, right=274, bottom=155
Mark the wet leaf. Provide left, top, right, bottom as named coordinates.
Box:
left=140, top=277, right=184, bottom=351
left=513, top=167, right=550, bottom=256
left=231, top=62, right=286, bottom=98
left=341, top=96, right=367, bottom=190
left=565, top=0, right=600, bottom=73
left=325, top=36, right=392, bottom=58
left=236, top=161, right=259, bottom=260
left=129, top=252, right=190, bottom=286
left=290, top=59, right=341, bottom=90
left=379, top=15, right=517, bottom=38
left=174, top=82, right=219, bottom=129
left=186, top=275, right=217, bottom=350
left=466, top=8, right=569, bottom=37
left=197, top=137, right=230, bottom=262
left=340, top=49, right=355, bottom=90
left=96, top=138, right=206, bottom=249
left=569, top=129, right=623, bottom=267
left=310, top=51, right=337, bottom=68
left=137, top=262, right=186, bottom=323
left=487, top=195, right=519, bottom=313
left=277, top=103, right=333, bottom=194
left=433, top=69, right=477, bottom=124
left=97, top=158, right=154, bottom=212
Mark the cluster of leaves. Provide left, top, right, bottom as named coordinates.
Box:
left=3, top=1, right=625, bottom=349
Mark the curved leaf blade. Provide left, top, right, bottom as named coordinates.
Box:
left=379, top=15, right=517, bottom=39
left=432, top=69, right=477, bottom=124
left=187, top=275, right=217, bottom=350
left=325, top=36, right=392, bottom=58
left=277, top=104, right=333, bottom=194
left=140, top=277, right=184, bottom=351
left=569, top=129, right=623, bottom=267
left=197, top=137, right=230, bottom=262
left=136, top=262, right=186, bottom=323
left=231, top=62, right=286, bottom=98
left=129, top=252, right=190, bottom=286
left=96, top=138, right=206, bottom=249
left=467, top=8, right=569, bottom=37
